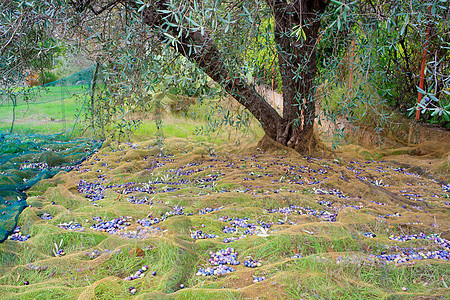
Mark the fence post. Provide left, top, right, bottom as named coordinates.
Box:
left=415, top=5, right=432, bottom=121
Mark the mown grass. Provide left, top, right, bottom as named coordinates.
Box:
left=1, top=88, right=264, bottom=149
left=0, top=85, right=89, bottom=134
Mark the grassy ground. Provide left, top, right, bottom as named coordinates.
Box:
left=0, top=85, right=89, bottom=136
left=0, top=115, right=449, bottom=299
left=0, top=93, right=449, bottom=299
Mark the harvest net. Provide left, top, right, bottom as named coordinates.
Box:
left=0, top=138, right=448, bottom=299
left=0, top=65, right=97, bottom=136
left=0, top=66, right=102, bottom=242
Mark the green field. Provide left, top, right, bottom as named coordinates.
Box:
left=0, top=85, right=89, bottom=136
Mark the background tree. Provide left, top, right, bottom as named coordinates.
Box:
left=314, top=0, right=449, bottom=148
left=0, top=0, right=65, bottom=133
left=363, top=0, right=450, bottom=127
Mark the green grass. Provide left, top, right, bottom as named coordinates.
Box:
left=134, top=119, right=202, bottom=141
left=1, top=88, right=263, bottom=145
left=174, top=289, right=242, bottom=300
left=282, top=256, right=449, bottom=299
left=0, top=85, right=88, bottom=136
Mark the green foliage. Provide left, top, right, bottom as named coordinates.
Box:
left=317, top=0, right=450, bottom=140
left=0, top=0, right=67, bottom=135
left=68, top=1, right=271, bottom=141
left=245, top=18, right=282, bottom=91
left=2, top=0, right=449, bottom=143
left=160, top=56, right=212, bottom=98
left=39, top=71, right=59, bottom=85
left=0, top=0, right=63, bottom=85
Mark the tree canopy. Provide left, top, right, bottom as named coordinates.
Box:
left=1, top=0, right=449, bottom=149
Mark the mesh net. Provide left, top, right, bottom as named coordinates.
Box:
left=0, top=65, right=97, bottom=137
left=0, top=65, right=102, bottom=242
left=0, top=139, right=448, bottom=299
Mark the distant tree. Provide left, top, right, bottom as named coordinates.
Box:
left=0, top=0, right=62, bottom=86
left=0, top=0, right=64, bottom=133
left=360, top=0, right=450, bottom=126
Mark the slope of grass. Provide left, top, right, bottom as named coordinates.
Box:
left=0, top=94, right=449, bottom=299
left=0, top=85, right=89, bottom=136
left=0, top=128, right=448, bottom=299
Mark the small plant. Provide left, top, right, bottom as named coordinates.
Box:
left=256, top=226, right=269, bottom=237
left=53, top=239, right=65, bottom=257
left=278, top=213, right=289, bottom=225
left=441, top=276, right=448, bottom=288
left=160, top=173, right=171, bottom=182
left=374, top=179, right=383, bottom=186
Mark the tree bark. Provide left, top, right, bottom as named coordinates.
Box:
left=140, top=0, right=282, bottom=139
left=143, top=0, right=329, bottom=152
left=268, top=0, right=329, bottom=149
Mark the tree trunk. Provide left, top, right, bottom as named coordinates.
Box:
left=9, top=93, right=16, bottom=134
left=269, top=0, right=329, bottom=151
left=90, top=62, right=100, bottom=130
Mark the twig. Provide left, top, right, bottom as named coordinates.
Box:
left=0, top=14, right=24, bottom=55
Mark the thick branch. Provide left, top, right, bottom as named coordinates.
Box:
left=69, top=0, right=331, bottom=146
left=0, top=13, right=24, bottom=55
left=141, top=2, right=283, bottom=138
left=68, top=0, right=283, bottom=136
left=88, top=0, right=122, bottom=15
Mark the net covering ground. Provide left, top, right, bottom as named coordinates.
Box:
left=0, top=66, right=102, bottom=242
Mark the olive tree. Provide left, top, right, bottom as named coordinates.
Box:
left=68, top=0, right=331, bottom=152
left=4, top=0, right=448, bottom=145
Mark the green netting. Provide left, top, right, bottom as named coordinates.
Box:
left=0, top=65, right=97, bottom=137
left=0, top=133, right=103, bottom=242
left=0, top=66, right=103, bottom=242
